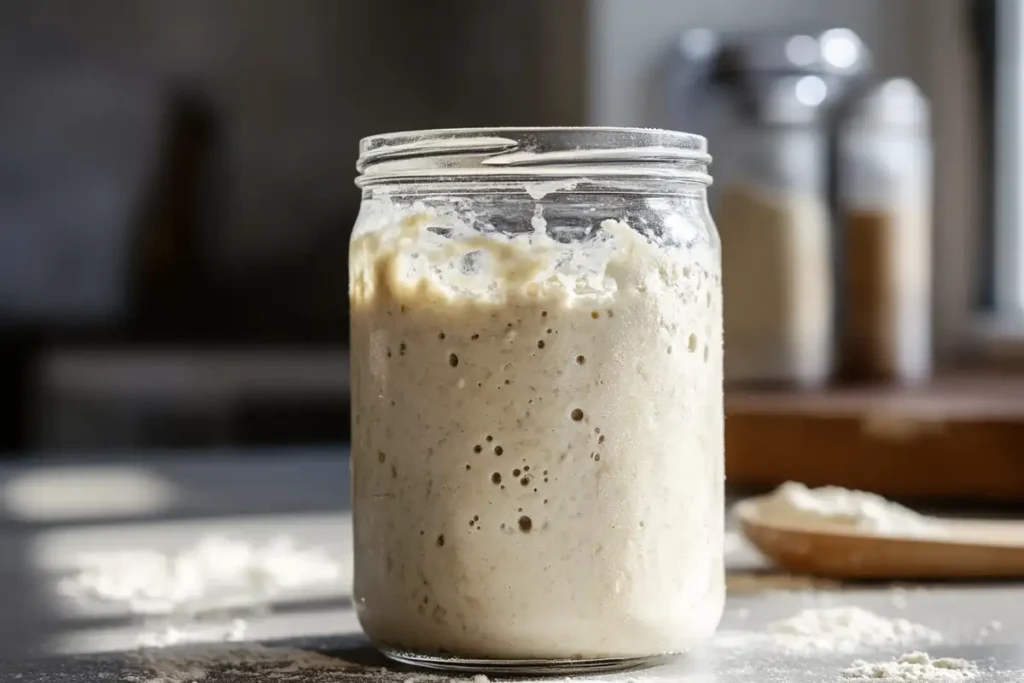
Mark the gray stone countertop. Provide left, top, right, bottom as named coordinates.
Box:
left=0, top=448, right=1020, bottom=682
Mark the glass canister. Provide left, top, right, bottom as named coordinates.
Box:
left=839, top=79, right=933, bottom=384
left=716, top=76, right=835, bottom=388
left=349, top=127, right=724, bottom=673
left=709, top=29, right=870, bottom=389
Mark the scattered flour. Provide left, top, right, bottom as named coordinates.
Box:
left=58, top=535, right=345, bottom=615
left=123, top=644, right=367, bottom=683
left=757, top=482, right=942, bottom=536
left=890, top=587, right=910, bottom=610
left=841, top=651, right=979, bottom=681
left=123, top=644, right=496, bottom=683
left=765, top=606, right=943, bottom=654
left=974, top=619, right=1004, bottom=644
left=136, top=619, right=249, bottom=648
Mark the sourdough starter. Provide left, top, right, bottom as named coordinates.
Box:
left=349, top=197, right=724, bottom=660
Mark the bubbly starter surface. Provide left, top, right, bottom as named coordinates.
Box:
left=349, top=197, right=724, bottom=660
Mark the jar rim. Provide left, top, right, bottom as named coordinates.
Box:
left=355, top=127, right=711, bottom=187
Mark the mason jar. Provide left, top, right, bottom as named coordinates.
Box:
left=349, top=127, right=724, bottom=674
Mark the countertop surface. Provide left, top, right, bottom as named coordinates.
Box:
left=0, top=448, right=1021, bottom=682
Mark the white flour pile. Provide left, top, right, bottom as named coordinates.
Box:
left=58, top=535, right=345, bottom=615
left=765, top=606, right=943, bottom=654
left=757, top=481, right=943, bottom=536
left=841, top=651, right=979, bottom=681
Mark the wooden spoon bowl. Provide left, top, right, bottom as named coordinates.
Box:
left=735, top=495, right=1024, bottom=580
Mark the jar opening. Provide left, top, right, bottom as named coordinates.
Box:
left=356, top=127, right=711, bottom=187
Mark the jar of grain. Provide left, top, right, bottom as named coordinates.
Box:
left=839, top=79, right=933, bottom=384
left=718, top=75, right=834, bottom=388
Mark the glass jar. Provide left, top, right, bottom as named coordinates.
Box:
left=839, top=78, right=933, bottom=385
left=716, top=76, right=835, bottom=388
left=349, top=127, right=724, bottom=674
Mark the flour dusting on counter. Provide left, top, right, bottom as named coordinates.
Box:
left=59, top=535, right=346, bottom=615
left=124, top=644, right=499, bottom=683
left=123, top=644, right=366, bottom=683
left=841, top=651, right=979, bottom=681
left=766, top=606, right=943, bottom=654
left=136, top=619, right=248, bottom=648
left=757, top=481, right=943, bottom=536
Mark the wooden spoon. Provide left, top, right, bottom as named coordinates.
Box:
left=735, top=495, right=1024, bottom=580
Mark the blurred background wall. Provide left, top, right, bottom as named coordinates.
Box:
left=587, top=0, right=916, bottom=127
left=0, top=0, right=997, bottom=456
left=0, top=0, right=588, bottom=453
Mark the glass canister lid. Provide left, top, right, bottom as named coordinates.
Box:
left=846, top=78, right=930, bottom=130
left=718, top=29, right=872, bottom=124
left=720, top=28, right=871, bottom=77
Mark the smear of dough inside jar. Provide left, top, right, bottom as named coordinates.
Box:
left=350, top=199, right=724, bottom=660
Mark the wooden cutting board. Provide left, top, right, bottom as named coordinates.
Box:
left=725, top=374, right=1024, bottom=503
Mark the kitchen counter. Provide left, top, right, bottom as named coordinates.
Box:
left=0, top=449, right=1021, bottom=681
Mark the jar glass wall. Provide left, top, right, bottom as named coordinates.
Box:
left=349, top=128, right=724, bottom=674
